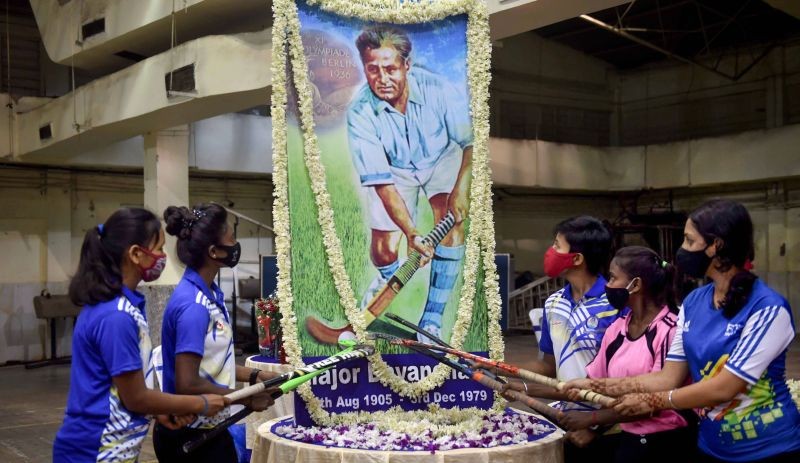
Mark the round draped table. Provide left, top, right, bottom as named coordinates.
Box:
left=243, top=356, right=295, bottom=450
left=250, top=412, right=564, bottom=463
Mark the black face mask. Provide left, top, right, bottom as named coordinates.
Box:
left=605, top=280, right=635, bottom=312
left=212, top=242, right=241, bottom=268
left=676, top=247, right=711, bottom=279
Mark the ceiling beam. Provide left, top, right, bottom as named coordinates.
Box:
left=578, top=13, right=739, bottom=80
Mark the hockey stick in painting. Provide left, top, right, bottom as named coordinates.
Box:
left=305, top=212, right=456, bottom=345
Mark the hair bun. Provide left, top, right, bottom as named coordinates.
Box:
left=164, top=206, right=194, bottom=238
left=178, top=227, right=192, bottom=240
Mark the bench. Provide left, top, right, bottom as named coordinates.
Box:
left=26, top=294, right=82, bottom=369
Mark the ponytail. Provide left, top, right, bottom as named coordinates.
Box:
left=721, top=271, right=758, bottom=318
left=68, top=208, right=161, bottom=306
left=662, top=260, right=679, bottom=314
left=613, top=246, right=678, bottom=314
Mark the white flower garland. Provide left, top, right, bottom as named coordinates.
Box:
left=272, top=0, right=505, bottom=424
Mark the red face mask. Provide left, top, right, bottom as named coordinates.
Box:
left=138, top=247, right=167, bottom=282
left=543, top=247, right=578, bottom=278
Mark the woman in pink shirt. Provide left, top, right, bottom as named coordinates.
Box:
left=560, top=246, right=696, bottom=462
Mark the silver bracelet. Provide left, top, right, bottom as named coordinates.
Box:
left=667, top=389, right=677, bottom=409
left=521, top=381, right=529, bottom=394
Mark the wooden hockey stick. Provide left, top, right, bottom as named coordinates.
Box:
left=384, top=336, right=614, bottom=408
left=402, top=342, right=564, bottom=426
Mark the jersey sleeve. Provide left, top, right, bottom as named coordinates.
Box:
left=538, top=304, right=554, bottom=355
left=347, top=105, right=393, bottom=186
left=174, top=303, right=210, bottom=357
left=653, top=318, right=679, bottom=371
left=665, top=306, right=687, bottom=362
left=440, top=83, right=474, bottom=150
left=725, top=305, right=795, bottom=385
left=98, top=311, right=143, bottom=377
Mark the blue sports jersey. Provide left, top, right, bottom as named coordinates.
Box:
left=53, top=287, right=154, bottom=463
left=666, top=279, right=800, bottom=461
left=539, top=276, right=623, bottom=411
left=539, top=276, right=621, bottom=380
left=161, top=267, right=235, bottom=429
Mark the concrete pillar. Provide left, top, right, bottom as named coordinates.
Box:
left=143, top=126, right=189, bottom=345
left=143, top=125, right=189, bottom=286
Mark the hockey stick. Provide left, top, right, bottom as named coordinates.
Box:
left=227, top=343, right=374, bottom=403
left=384, top=337, right=615, bottom=408
left=385, top=312, right=454, bottom=347
left=383, top=314, right=615, bottom=407
left=183, top=343, right=375, bottom=453
left=368, top=314, right=506, bottom=385
left=305, top=212, right=456, bottom=345
left=400, top=341, right=564, bottom=426
left=182, top=366, right=329, bottom=454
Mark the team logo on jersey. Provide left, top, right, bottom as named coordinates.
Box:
left=586, top=316, right=599, bottom=329
left=683, top=320, right=691, bottom=332
left=215, top=320, right=224, bottom=332
left=724, top=323, right=743, bottom=336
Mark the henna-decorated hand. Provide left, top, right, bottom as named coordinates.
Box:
left=612, top=392, right=668, bottom=417
left=561, top=378, right=592, bottom=392
left=603, top=378, right=649, bottom=397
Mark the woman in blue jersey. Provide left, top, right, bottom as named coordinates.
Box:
left=154, top=204, right=278, bottom=463
left=566, top=200, right=800, bottom=462
left=53, top=208, right=226, bottom=463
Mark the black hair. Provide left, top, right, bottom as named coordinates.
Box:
left=164, top=203, right=228, bottom=269
left=554, top=216, right=613, bottom=275
left=688, top=199, right=757, bottom=317
left=613, top=246, right=679, bottom=314
left=69, top=208, right=161, bottom=306
left=355, top=25, right=412, bottom=62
